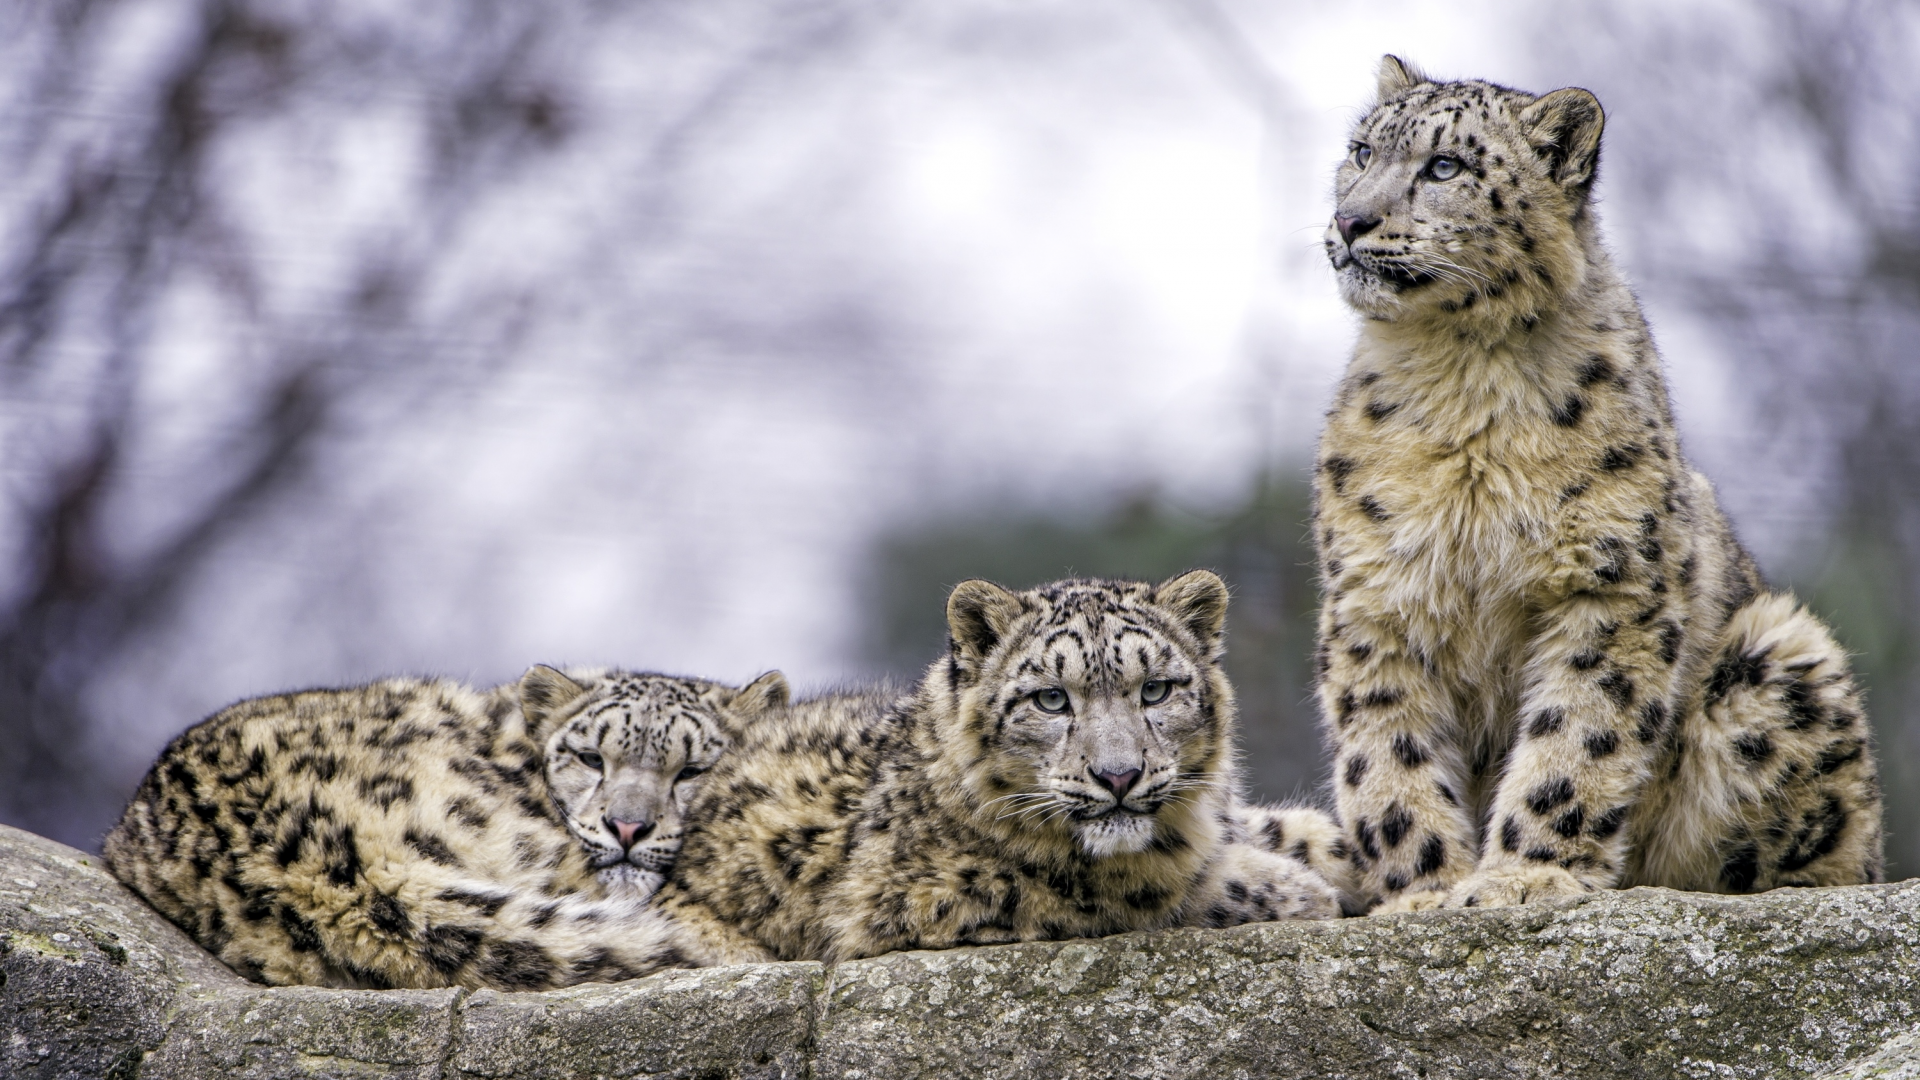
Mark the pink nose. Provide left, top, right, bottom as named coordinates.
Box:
left=1336, top=213, right=1381, bottom=246
left=1091, top=768, right=1142, bottom=799
left=605, top=817, right=655, bottom=849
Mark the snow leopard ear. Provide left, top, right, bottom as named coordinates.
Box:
left=520, top=665, right=590, bottom=735
left=1152, top=569, right=1230, bottom=658
left=1520, top=87, right=1605, bottom=197
left=720, top=670, right=790, bottom=733
left=946, top=579, right=1023, bottom=668
left=1376, top=55, right=1429, bottom=100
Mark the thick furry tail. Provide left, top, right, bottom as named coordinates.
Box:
left=1229, top=801, right=1363, bottom=915
left=377, top=883, right=695, bottom=990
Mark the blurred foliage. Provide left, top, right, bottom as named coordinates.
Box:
left=861, top=470, right=1329, bottom=804
left=1796, top=516, right=1920, bottom=880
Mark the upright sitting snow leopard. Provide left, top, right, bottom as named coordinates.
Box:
left=105, top=666, right=786, bottom=988
left=1313, top=56, right=1883, bottom=912
left=649, top=572, right=1341, bottom=966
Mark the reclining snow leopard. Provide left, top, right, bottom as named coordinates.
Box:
left=105, top=665, right=785, bottom=988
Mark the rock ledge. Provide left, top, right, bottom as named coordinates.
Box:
left=4, top=822, right=1918, bottom=1079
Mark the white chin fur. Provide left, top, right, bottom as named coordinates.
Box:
left=597, top=865, right=665, bottom=900
left=1073, top=813, right=1157, bottom=858
left=1337, top=268, right=1404, bottom=318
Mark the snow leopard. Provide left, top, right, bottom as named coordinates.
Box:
left=103, top=665, right=786, bottom=988
left=1314, top=56, right=1883, bottom=913
left=649, top=571, right=1341, bottom=968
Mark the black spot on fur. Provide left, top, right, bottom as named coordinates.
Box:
left=1584, top=730, right=1619, bottom=759
left=1578, top=356, right=1615, bottom=386
left=1552, top=395, right=1585, bottom=426
left=1599, top=445, right=1642, bottom=471
left=277, top=906, right=323, bottom=953
left=1658, top=621, right=1683, bottom=665
left=417, top=924, right=482, bottom=974
left=1416, top=835, right=1446, bottom=876
left=1734, top=732, right=1775, bottom=765
left=1597, top=671, right=1635, bottom=708
left=1594, top=537, right=1627, bottom=584
left=1356, top=819, right=1381, bottom=861
left=1783, top=678, right=1824, bottom=731
left=1323, top=456, right=1356, bottom=494
left=1366, top=400, right=1401, bottom=422
left=477, top=940, right=557, bottom=990
left=1706, top=648, right=1769, bottom=705
left=1527, top=777, right=1576, bottom=815
left=438, top=888, right=510, bottom=916
left=322, top=824, right=361, bottom=887
left=1362, top=687, right=1404, bottom=709
left=1149, top=829, right=1190, bottom=855
left=369, top=893, right=411, bottom=935
left=1499, top=817, right=1521, bottom=853
left=1381, top=804, right=1413, bottom=849
left=1815, top=742, right=1863, bottom=775
left=1392, top=733, right=1428, bottom=767
left=1553, top=806, right=1586, bottom=838
left=1561, top=480, right=1590, bottom=502
left=1528, top=708, right=1565, bottom=738
left=1778, top=797, right=1851, bottom=875
left=1436, top=781, right=1458, bottom=806
left=1568, top=649, right=1604, bottom=671
left=1357, top=496, right=1390, bottom=522
left=1635, top=700, right=1668, bottom=743
left=1525, top=846, right=1560, bottom=863
left=1589, top=805, right=1629, bottom=839
left=404, top=830, right=460, bottom=867
left=1344, top=754, right=1370, bottom=787
left=1721, top=844, right=1760, bottom=891
left=1125, top=885, right=1171, bottom=911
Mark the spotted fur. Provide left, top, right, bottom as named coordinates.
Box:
left=1314, top=56, right=1883, bottom=913
left=652, top=572, right=1339, bottom=967
left=104, top=666, right=785, bottom=988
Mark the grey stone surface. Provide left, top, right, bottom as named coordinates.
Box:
left=1812, top=1027, right=1920, bottom=1079
left=447, top=964, right=821, bottom=1080
left=7, top=821, right=1920, bottom=1079
left=147, top=987, right=462, bottom=1079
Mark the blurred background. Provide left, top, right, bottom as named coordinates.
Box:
left=4, top=0, right=1917, bottom=875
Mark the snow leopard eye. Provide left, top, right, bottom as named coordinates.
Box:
left=1140, top=679, right=1171, bottom=705
left=1034, top=688, right=1071, bottom=714
left=1349, top=144, right=1373, bottom=169
left=575, top=750, right=604, bottom=770
left=674, top=765, right=705, bottom=783
left=1426, top=156, right=1462, bottom=181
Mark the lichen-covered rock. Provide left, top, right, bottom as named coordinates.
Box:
left=1, top=822, right=240, bottom=1079
left=5, top=821, right=1920, bottom=1079
left=815, top=887, right=1920, bottom=1079
left=447, top=964, right=821, bottom=1080
left=1813, top=1027, right=1920, bottom=1080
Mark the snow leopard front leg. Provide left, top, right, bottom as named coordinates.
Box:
left=1389, top=534, right=1679, bottom=912
left=1319, top=607, right=1479, bottom=910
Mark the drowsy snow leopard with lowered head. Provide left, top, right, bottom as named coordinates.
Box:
left=1313, top=56, right=1882, bottom=913
left=105, top=665, right=786, bottom=988
left=645, top=571, right=1342, bottom=967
